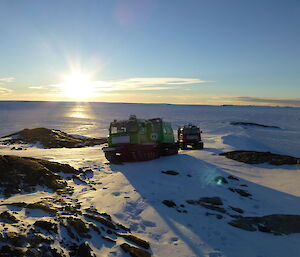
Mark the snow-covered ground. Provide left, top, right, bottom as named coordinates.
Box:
left=1, top=101, right=300, bottom=257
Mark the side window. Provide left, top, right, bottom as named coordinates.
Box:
left=166, top=126, right=173, bottom=134
left=111, top=126, right=117, bottom=134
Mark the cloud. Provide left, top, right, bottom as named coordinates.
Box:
left=0, top=77, right=15, bottom=84
left=0, top=87, right=12, bottom=94
left=47, top=77, right=210, bottom=94
left=92, top=77, right=210, bottom=92
left=29, top=86, right=44, bottom=89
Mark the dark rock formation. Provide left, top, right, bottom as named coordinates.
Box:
left=84, top=213, right=117, bottom=230
left=1, top=127, right=107, bottom=148
left=162, top=200, right=177, bottom=208
left=0, top=155, right=78, bottom=196
left=227, top=175, right=239, bottom=181
left=228, top=188, right=252, bottom=198
left=220, top=151, right=299, bottom=165
left=230, top=122, right=280, bottom=129
left=0, top=191, right=151, bottom=257
left=34, top=220, right=58, bottom=233
left=161, top=170, right=179, bottom=175
left=187, top=197, right=227, bottom=213
left=0, top=211, right=19, bottom=223
left=229, top=214, right=300, bottom=234
left=229, top=206, right=244, bottom=214
left=117, top=234, right=150, bottom=249
left=120, top=243, right=152, bottom=257
left=187, top=196, right=223, bottom=206
left=76, top=242, right=95, bottom=257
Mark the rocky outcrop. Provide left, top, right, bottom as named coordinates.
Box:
left=229, top=214, right=300, bottom=235
left=120, top=243, right=152, bottom=257
left=0, top=155, right=78, bottom=196
left=220, top=151, right=299, bottom=165
left=230, top=122, right=280, bottom=129
left=0, top=197, right=152, bottom=257
left=1, top=127, right=107, bottom=148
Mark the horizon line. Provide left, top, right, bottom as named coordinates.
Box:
left=0, top=100, right=299, bottom=108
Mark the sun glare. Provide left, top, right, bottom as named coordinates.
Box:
left=60, top=72, right=95, bottom=100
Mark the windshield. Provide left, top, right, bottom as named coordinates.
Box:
left=110, top=120, right=138, bottom=134
left=126, top=121, right=138, bottom=132
left=182, top=128, right=199, bottom=134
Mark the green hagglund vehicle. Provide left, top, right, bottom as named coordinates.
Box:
left=103, top=115, right=178, bottom=163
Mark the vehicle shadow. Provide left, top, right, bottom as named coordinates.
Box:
left=109, top=153, right=300, bottom=257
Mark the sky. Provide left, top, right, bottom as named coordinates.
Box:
left=0, top=0, right=299, bottom=106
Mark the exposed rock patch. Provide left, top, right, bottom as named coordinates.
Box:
left=120, top=243, right=152, bottom=257
left=162, top=200, right=177, bottom=208
left=220, top=151, right=299, bottom=165
left=229, top=214, right=300, bottom=235
left=187, top=197, right=227, bottom=214
left=0, top=198, right=152, bottom=257
left=228, top=188, right=252, bottom=198
left=187, top=197, right=223, bottom=206
left=0, top=155, right=78, bottom=196
left=0, top=211, right=19, bottom=223
left=161, top=170, right=179, bottom=176
left=229, top=206, right=244, bottom=214
left=34, top=220, right=58, bottom=233
left=230, top=122, right=280, bottom=129
left=1, top=127, right=107, bottom=148
left=118, top=234, right=150, bottom=249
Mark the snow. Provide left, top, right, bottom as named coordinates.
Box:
left=0, top=101, right=300, bottom=257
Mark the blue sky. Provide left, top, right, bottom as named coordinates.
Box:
left=0, top=0, right=299, bottom=105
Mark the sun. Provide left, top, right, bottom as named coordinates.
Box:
left=60, top=71, right=95, bottom=100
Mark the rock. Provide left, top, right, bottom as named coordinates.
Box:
left=120, top=243, right=152, bottom=257
left=49, top=247, right=66, bottom=257
left=76, top=242, right=95, bottom=257
left=229, top=206, right=244, bottom=214
left=229, top=214, right=300, bottom=235
left=0, top=211, right=19, bottom=223
left=199, top=197, right=223, bottom=205
left=1, top=127, right=107, bottom=148
left=0, top=245, right=25, bottom=257
left=27, top=201, right=57, bottom=214
left=161, top=170, right=179, bottom=175
left=228, top=188, right=252, bottom=197
left=117, top=223, right=131, bottom=232
left=230, top=122, right=280, bottom=129
left=102, top=236, right=116, bottom=243
left=187, top=197, right=226, bottom=213
left=0, top=155, right=78, bottom=196
left=84, top=208, right=112, bottom=220
left=118, top=234, right=150, bottom=249
left=162, top=200, right=177, bottom=208
left=187, top=197, right=223, bottom=206
left=29, top=233, right=53, bottom=246
left=34, top=220, right=58, bottom=233
left=67, top=217, right=90, bottom=236
left=4, top=232, right=27, bottom=247
left=227, top=175, right=239, bottom=181
left=84, top=213, right=117, bottom=230
left=220, top=151, right=299, bottom=165
left=228, top=220, right=257, bottom=232
left=199, top=203, right=227, bottom=214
